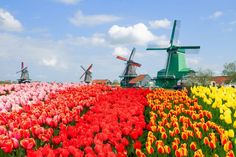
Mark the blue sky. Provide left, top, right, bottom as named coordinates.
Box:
left=0, top=0, right=236, bottom=82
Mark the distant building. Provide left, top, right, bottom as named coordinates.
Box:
left=129, top=74, right=152, bottom=87
left=92, top=79, right=112, bottom=85
left=211, top=76, right=231, bottom=86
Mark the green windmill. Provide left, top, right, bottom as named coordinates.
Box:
left=147, top=20, right=200, bottom=88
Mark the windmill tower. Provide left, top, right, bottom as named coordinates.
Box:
left=80, top=64, right=93, bottom=84
left=16, top=62, right=31, bottom=83
left=116, top=48, right=141, bottom=87
left=147, top=20, right=200, bottom=88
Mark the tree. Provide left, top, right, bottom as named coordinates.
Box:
left=185, top=69, right=214, bottom=86
left=112, top=79, right=120, bottom=86
left=222, top=61, right=236, bottom=84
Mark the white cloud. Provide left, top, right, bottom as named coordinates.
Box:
left=57, top=0, right=81, bottom=5
left=187, top=58, right=199, bottom=65
left=0, top=33, right=69, bottom=70
left=209, top=11, right=223, bottom=19
left=69, top=10, right=121, bottom=26
left=149, top=18, right=171, bottom=29
left=0, top=8, right=23, bottom=32
left=108, top=23, right=156, bottom=46
left=113, top=46, right=129, bottom=57
left=108, top=23, right=170, bottom=48
left=41, top=57, right=57, bottom=67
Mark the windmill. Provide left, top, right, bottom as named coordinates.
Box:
left=80, top=64, right=93, bottom=84
left=116, top=48, right=141, bottom=87
left=147, top=20, right=200, bottom=88
left=16, top=62, right=31, bottom=83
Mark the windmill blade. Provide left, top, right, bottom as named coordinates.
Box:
left=122, top=63, right=129, bottom=76
left=116, top=56, right=128, bottom=61
left=80, top=72, right=86, bottom=79
left=128, top=48, right=136, bottom=61
left=80, top=65, right=86, bottom=71
left=16, top=70, right=21, bottom=74
left=131, top=61, right=141, bottom=67
left=86, top=64, right=93, bottom=72
left=177, top=46, right=200, bottom=49
left=184, top=49, right=200, bottom=54
left=146, top=47, right=168, bottom=51
left=16, top=67, right=27, bottom=74
left=21, top=62, right=24, bottom=70
left=170, top=20, right=181, bottom=46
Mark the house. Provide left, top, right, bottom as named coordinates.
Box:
left=92, top=79, right=112, bottom=85
left=211, top=76, right=231, bottom=86
left=129, top=74, right=152, bottom=87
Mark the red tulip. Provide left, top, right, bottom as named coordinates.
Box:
left=134, top=141, right=142, bottom=149
left=20, top=138, right=36, bottom=150
left=1, top=139, right=13, bottom=153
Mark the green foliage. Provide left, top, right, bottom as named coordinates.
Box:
left=222, top=61, right=236, bottom=84
left=184, top=69, right=214, bottom=87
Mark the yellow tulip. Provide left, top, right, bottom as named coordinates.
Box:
left=233, top=121, right=236, bottom=128
left=228, top=129, right=234, bottom=138
left=225, top=115, right=232, bottom=124
left=219, top=114, right=224, bottom=120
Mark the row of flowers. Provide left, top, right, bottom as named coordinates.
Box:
left=0, top=82, right=81, bottom=112
left=191, top=86, right=236, bottom=144
left=0, top=84, right=150, bottom=156
left=135, top=89, right=235, bottom=157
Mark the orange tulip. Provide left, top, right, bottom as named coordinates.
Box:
left=196, top=131, right=202, bottom=139
left=161, top=132, right=167, bottom=139
left=190, top=142, right=197, bottom=151
left=164, top=145, right=171, bottom=154
left=136, top=149, right=146, bottom=157
left=172, top=142, right=178, bottom=151
left=220, top=134, right=228, bottom=145
left=169, top=130, right=175, bottom=137
left=224, top=141, right=233, bottom=152
left=173, top=137, right=180, bottom=145
left=146, top=145, right=154, bottom=154
left=203, top=137, right=209, bottom=145
left=155, top=140, right=164, bottom=147
left=175, top=149, right=182, bottom=157
left=181, top=132, right=188, bottom=140
left=157, top=145, right=165, bottom=154
left=208, top=141, right=216, bottom=149
left=202, top=123, right=209, bottom=132
left=193, top=149, right=204, bottom=157
left=174, top=127, right=180, bottom=135
left=226, top=150, right=235, bottom=157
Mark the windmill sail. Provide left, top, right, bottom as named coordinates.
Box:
left=146, top=20, right=200, bottom=88
left=17, top=62, right=31, bottom=83
left=80, top=64, right=93, bottom=83
left=116, top=47, right=142, bottom=87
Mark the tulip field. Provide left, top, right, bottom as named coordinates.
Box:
left=0, top=83, right=235, bottom=156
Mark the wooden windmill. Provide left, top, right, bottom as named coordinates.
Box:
left=16, top=62, right=31, bottom=83
left=116, top=48, right=141, bottom=87
left=80, top=64, right=93, bottom=84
